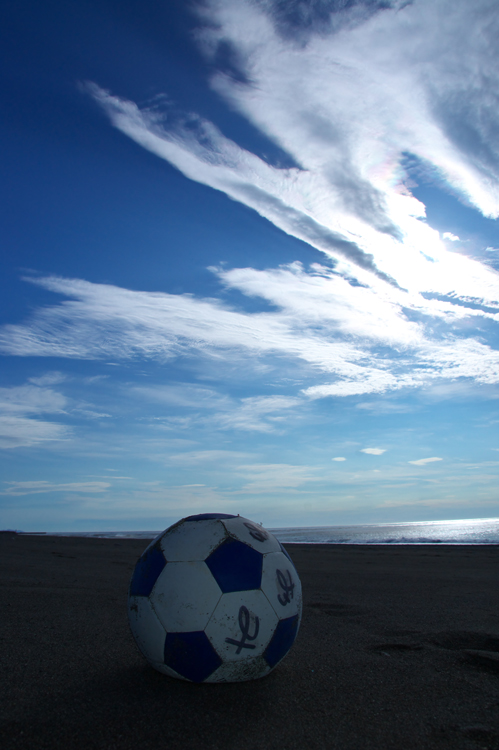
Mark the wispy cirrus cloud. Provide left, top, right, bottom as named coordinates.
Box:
left=71, top=0, right=499, bottom=405
left=85, top=82, right=393, bottom=284
left=1, top=481, right=110, bottom=496
left=2, top=1, right=499, bottom=410
left=213, top=395, right=301, bottom=432
left=200, top=0, right=499, bottom=218
left=87, top=0, right=499, bottom=304
left=0, top=417, right=69, bottom=449
left=0, top=274, right=401, bottom=391
left=135, top=384, right=301, bottom=432
left=28, top=371, right=66, bottom=387
left=408, top=457, right=443, bottom=466
left=88, top=78, right=499, bottom=309
left=0, top=383, right=70, bottom=448
left=167, top=450, right=255, bottom=465
left=1, top=271, right=499, bottom=402
left=0, top=384, right=67, bottom=415
left=233, top=462, right=320, bottom=492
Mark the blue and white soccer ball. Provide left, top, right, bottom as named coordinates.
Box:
left=128, top=513, right=302, bottom=683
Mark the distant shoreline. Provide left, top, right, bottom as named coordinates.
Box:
left=4, top=530, right=499, bottom=546
left=4, top=515, right=499, bottom=545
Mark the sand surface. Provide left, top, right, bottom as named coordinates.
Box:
left=1, top=533, right=498, bottom=749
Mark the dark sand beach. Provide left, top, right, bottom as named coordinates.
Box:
left=1, top=534, right=498, bottom=749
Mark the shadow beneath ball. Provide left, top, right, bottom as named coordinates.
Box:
left=1, top=660, right=287, bottom=750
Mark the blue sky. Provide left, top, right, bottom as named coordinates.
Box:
left=1, top=0, right=499, bottom=531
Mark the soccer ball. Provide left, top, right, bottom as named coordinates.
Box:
left=128, top=513, right=302, bottom=683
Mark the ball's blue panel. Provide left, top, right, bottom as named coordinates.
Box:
left=164, top=631, right=223, bottom=683
left=263, top=614, right=300, bottom=668
left=185, top=513, right=237, bottom=521
left=206, top=538, right=263, bottom=592
left=129, top=546, right=166, bottom=597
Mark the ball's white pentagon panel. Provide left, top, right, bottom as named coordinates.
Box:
left=151, top=560, right=222, bottom=632
left=159, top=518, right=228, bottom=561
left=205, top=654, right=272, bottom=683
left=222, top=516, right=281, bottom=554
left=261, top=550, right=303, bottom=620
left=205, top=589, right=278, bottom=662
left=128, top=595, right=166, bottom=664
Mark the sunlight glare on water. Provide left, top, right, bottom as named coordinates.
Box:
left=270, top=518, right=499, bottom=544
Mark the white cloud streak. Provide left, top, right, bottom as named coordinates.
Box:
left=87, top=77, right=499, bottom=309
left=233, top=462, right=320, bottom=492
left=1, top=481, right=110, bottom=496
left=408, top=457, right=443, bottom=466
left=0, top=417, right=69, bottom=449
left=199, top=0, right=499, bottom=217
left=167, top=450, right=255, bottom=465
left=0, top=384, right=67, bottom=415
left=86, top=0, right=499, bottom=304
left=1, top=270, right=499, bottom=402
left=136, top=384, right=301, bottom=432
left=0, top=383, right=70, bottom=448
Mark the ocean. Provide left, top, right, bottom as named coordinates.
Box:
left=22, top=517, right=499, bottom=544
left=272, top=517, right=499, bottom=545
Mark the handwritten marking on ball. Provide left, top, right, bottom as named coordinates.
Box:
left=277, top=569, right=295, bottom=606
left=225, top=605, right=260, bottom=654
left=243, top=521, right=269, bottom=542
